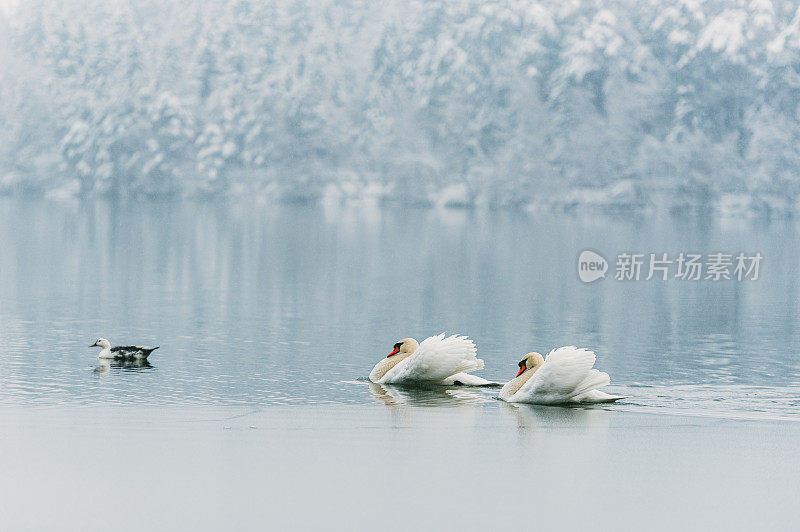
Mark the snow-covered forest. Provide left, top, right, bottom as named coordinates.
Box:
left=1, top=0, right=800, bottom=214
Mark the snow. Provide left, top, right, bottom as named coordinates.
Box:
left=696, top=10, right=747, bottom=56
left=0, top=0, right=799, bottom=216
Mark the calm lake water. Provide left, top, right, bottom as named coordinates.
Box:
left=0, top=197, right=798, bottom=415
left=1, top=197, right=799, bottom=530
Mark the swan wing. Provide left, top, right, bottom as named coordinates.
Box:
left=440, top=372, right=503, bottom=386
left=510, top=346, right=610, bottom=404
left=380, top=334, right=483, bottom=384
left=571, top=390, right=625, bottom=403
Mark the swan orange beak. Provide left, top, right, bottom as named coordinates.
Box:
left=89, top=342, right=98, bottom=347
left=387, top=347, right=400, bottom=357
left=516, top=365, right=526, bottom=377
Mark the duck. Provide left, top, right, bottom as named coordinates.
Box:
left=89, top=338, right=160, bottom=360
left=369, top=333, right=500, bottom=386
left=499, top=346, right=624, bottom=404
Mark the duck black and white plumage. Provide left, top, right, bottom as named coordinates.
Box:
left=89, top=338, right=160, bottom=360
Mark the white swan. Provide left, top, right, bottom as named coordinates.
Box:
left=499, top=347, right=624, bottom=404
left=369, top=334, right=500, bottom=386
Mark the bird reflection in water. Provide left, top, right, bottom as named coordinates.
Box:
left=368, top=382, right=490, bottom=407
left=500, top=401, right=612, bottom=429
left=93, top=358, right=155, bottom=374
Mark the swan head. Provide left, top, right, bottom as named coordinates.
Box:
left=387, top=338, right=418, bottom=358
left=516, top=352, right=544, bottom=376
left=90, top=338, right=111, bottom=349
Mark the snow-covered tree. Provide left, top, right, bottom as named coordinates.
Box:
left=2, top=0, right=800, bottom=213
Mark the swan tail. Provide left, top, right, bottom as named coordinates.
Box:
left=569, top=369, right=610, bottom=399
left=441, top=371, right=503, bottom=386
left=572, top=390, right=626, bottom=403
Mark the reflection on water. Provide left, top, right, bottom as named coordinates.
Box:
left=93, top=358, right=154, bottom=374
left=367, top=382, right=493, bottom=407
left=0, top=197, right=798, bottom=416
left=500, top=402, right=613, bottom=428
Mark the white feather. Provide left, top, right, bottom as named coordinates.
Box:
left=379, top=334, right=486, bottom=385
left=505, top=346, right=624, bottom=404
left=440, top=372, right=502, bottom=386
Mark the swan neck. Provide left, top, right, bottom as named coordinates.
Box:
left=500, top=367, right=537, bottom=400
left=369, top=351, right=411, bottom=382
